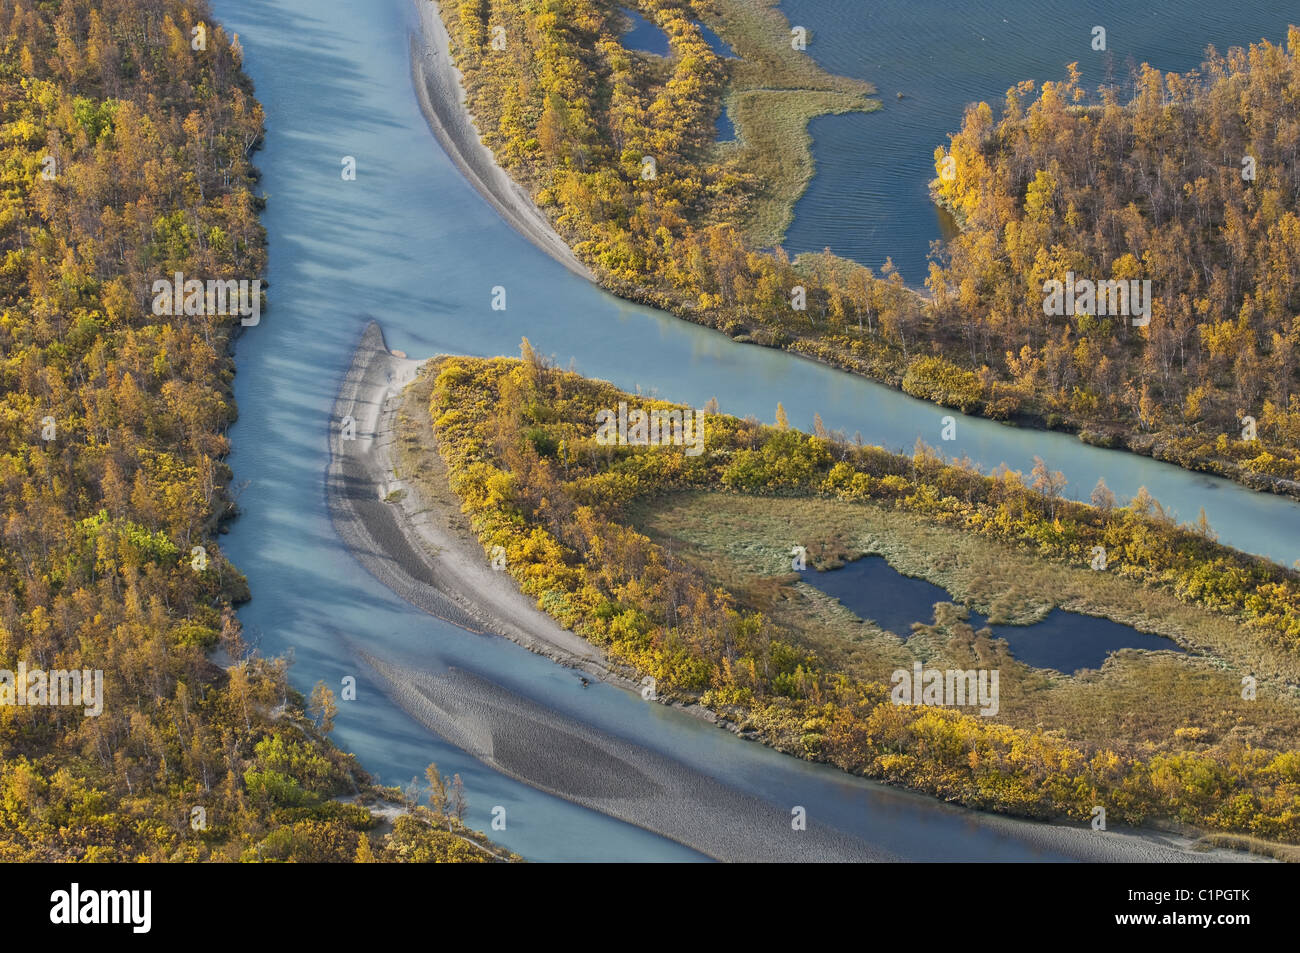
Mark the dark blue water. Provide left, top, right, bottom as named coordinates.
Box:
left=716, top=105, right=735, bottom=141
left=778, top=0, right=1300, bottom=281
left=800, top=556, right=1184, bottom=671
left=698, top=22, right=736, bottom=58
left=621, top=9, right=737, bottom=59
left=620, top=8, right=669, bottom=55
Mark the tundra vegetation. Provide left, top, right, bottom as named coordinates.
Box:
left=426, top=344, right=1300, bottom=844
left=441, top=0, right=1300, bottom=493
left=0, top=0, right=499, bottom=861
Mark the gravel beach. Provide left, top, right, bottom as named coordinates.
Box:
left=410, top=0, right=594, bottom=282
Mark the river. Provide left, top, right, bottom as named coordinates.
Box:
left=208, top=0, right=1289, bottom=861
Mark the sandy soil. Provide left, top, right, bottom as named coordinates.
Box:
left=326, top=322, right=616, bottom=675
left=410, top=0, right=594, bottom=282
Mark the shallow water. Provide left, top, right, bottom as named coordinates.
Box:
left=778, top=0, right=1299, bottom=281
left=206, top=0, right=1290, bottom=860
left=698, top=21, right=736, bottom=58
left=800, top=556, right=1184, bottom=672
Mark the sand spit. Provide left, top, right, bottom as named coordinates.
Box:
left=410, top=0, right=594, bottom=282
left=327, top=322, right=615, bottom=672
left=327, top=322, right=888, bottom=860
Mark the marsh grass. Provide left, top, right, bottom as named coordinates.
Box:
left=1195, top=833, right=1300, bottom=862
left=708, top=0, right=872, bottom=95
left=627, top=491, right=1300, bottom=757
left=702, top=0, right=878, bottom=246
left=726, top=89, right=880, bottom=246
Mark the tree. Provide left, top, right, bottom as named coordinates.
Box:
left=813, top=412, right=829, bottom=440
left=308, top=681, right=337, bottom=733
left=1090, top=477, right=1116, bottom=517
left=451, top=774, right=468, bottom=826
left=1030, top=457, right=1067, bottom=519
left=1193, top=507, right=1217, bottom=541
left=403, top=777, right=421, bottom=811
left=354, top=834, right=376, bottom=863
left=426, top=762, right=450, bottom=822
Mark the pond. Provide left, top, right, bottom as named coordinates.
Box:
left=716, top=104, right=735, bottom=141
left=799, top=556, right=1185, bottom=672
left=620, top=8, right=738, bottom=59
left=620, top=8, right=670, bottom=56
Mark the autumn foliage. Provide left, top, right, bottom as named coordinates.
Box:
left=430, top=348, right=1300, bottom=840
left=446, top=1, right=1300, bottom=494
left=0, top=0, right=494, bottom=861
left=930, top=32, right=1300, bottom=489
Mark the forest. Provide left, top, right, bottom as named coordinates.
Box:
left=427, top=343, right=1300, bottom=843
left=439, top=0, right=1300, bottom=495
left=0, top=0, right=498, bottom=861
left=930, top=40, right=1300, bottom=494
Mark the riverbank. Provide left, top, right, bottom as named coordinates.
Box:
left=409, top=0, right=593, bottom=282
left=410, top=0, right=1300, bottom=508
left=326, top=323, right=891, bottom=860
left=326, top=322, right=606, bottom=668
left=325, top=321, right=1264, bottom=862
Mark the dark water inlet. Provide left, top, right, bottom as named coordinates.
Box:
left=716, top=105, right=735, bottom=141
left=620, top=8, right=737, bottom=59
left=619, top=8, right=670, bottom=56
left=697, top=22, right=736, bottom=58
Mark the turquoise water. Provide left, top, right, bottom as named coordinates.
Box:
left=205, top=0, right=1295, bottom=860
left=778, top=0, right=1299, bottom=281
left=800, top=556, right=1184, bottom=672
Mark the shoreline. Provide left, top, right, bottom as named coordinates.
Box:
left=408, top=0, right=1300, bottom=510
left=324, top=320, right=1262, bottom=863
left=325, top=322, right=625, bottom=677
left=325, top=322, right=888, bottom=861
left=409, top=0, right=594, bottom=283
